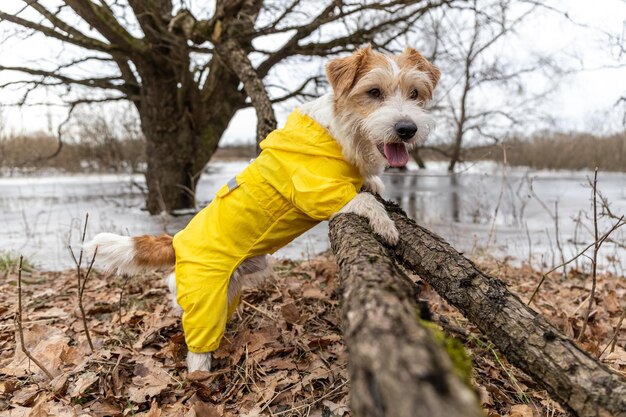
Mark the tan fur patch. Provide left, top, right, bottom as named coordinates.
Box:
left=326, top=45, right=391, bottom=98
left=133, top=234, right=176, bottom=268
left=397, top=47, right=441, bottom=97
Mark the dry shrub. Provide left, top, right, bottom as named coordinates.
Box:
left=0, top=134, right=145, bottom=174
left=418, top=131, right=626, bottom=172
left=458, top=131, right=626, bottom=172
left=0, top=109, right=145, bottom=174
left=502, top=132, right=626, bottom=172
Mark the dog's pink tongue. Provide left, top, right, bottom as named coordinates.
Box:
left=384, top=143, right=409, bottom=167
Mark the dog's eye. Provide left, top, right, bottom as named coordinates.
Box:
left=368, top=88, right=382, bottom=99
left=409, top=89, right=419, bottom=100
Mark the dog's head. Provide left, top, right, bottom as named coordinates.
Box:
left=326, top=46, right=440, bottom=171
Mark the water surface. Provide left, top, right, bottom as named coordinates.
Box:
left=1, top=161, right=624, bottom=272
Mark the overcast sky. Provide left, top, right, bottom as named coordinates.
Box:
left=0, top=0, right=625, bottom=145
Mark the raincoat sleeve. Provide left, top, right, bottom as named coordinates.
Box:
left=291, top=166, right=359, bottom=221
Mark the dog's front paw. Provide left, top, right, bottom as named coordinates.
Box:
left=363, top=176, right=385, bottom=195
left=370, top=214, right=400, bottom=245
left=187, top=351, right=212, bottom=372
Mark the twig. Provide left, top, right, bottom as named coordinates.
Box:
left=528, top=212, right=625, bottom=305
left=600, top=307, right=625, bottom=357
left=68, top=213, right=96, bottom=352
left=553, top=201, right=567, bottom=279
left=15, top=256, right=54, bottom=380
left=486, top=144, right=507, bottom=248
left=241, top=299, right=278, bottom=322
left=579, top=169, right=599, bottom=341
left=271, top=379, right=349, bottom=416
left=118, top=274, right=130, bottom=325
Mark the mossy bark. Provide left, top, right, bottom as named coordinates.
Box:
left=381, top=198, right=626, bottom=417
left=329, top=212, right=484, bottom=417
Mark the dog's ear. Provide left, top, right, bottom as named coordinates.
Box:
left=400, top=47, right=441, bottom=93
left=326, top=45, right=372, bottom=97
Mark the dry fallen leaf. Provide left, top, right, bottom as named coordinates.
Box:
left=323, top=399, right=350, bottom=416
left=68, top=371, right=99, bottom=398
left=281, top=302, right=301, bottom=324
left=127, top=357, right=172, bottom=404
left=2, top=325, right=69, bottom=378
left=139, top=400, right=162, bottom=417
left=4, top=255, right=621, bottom=417
left=508, top=404, right=536, bottom=417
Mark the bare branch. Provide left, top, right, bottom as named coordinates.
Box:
left=0, top=64, right=128, bottom=93
left=256, top=0, right=454, bottom=78
left=68, top=213, right=96, bottom=352
left=63, top=0, right=146, bottom=52
left=528, top=213, right=626, bottom=306
left=16, top=256, right=54, bottom=380
left=215, top=38, right=276, bottom=144
left=0, top=9, right=114, bottom=52
left=269, top=75, right=324, bottom=103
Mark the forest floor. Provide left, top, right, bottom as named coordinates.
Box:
left=0, top=253, right=624, bottom=417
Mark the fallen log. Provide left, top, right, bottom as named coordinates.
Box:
left=328, top=213, right=484, bottom=417
left=380, top=198, right=626, bottom=417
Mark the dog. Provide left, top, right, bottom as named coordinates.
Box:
left=84, top=45, right=440, bottom=373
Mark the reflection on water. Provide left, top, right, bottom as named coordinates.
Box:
left=387, top=173, right=463, bottom=224
left=381, top=164, right=626, bottom=272
left=1, top=161, right=625, bottom=272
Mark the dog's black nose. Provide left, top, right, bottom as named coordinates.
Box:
left=394, top=121, right=417, bottom=140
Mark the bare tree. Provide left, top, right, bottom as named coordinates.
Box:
left=0, top=0, right=456, bottom=213
left=413, top=0, right=553, bottom=171
left=613, top=6, right=626, bottom=125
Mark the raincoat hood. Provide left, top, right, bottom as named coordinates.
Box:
left=254, top=110, right=363, bottom=220
left=259, top=110, right=347, bottom=159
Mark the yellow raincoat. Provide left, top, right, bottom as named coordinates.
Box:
left=172, top=110, right=363, bottom=352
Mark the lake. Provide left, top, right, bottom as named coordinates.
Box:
left=1, top=161, right=625, bottom=273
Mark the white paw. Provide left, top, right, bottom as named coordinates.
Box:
left=370, top=215, right=400, bottom=245
left=166, top=273, right=183, bottom=315
left=187, top=351, right=212, bottom=372
left=363, top=176, right=385, bottom=195
left=338, top=193, right=399, bottom=245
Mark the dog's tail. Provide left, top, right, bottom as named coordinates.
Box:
left=83, top=233, right=175, bottom=274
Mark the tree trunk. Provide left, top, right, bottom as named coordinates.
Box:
left=380, top=198, right=626, bottom=417
left=329, top=212, right=484, bottom=417
left=448, top=131, right=463, bottom=172
left=410, top=146, right=427, bottom=169
left=137, top=60, right=243, bottom=214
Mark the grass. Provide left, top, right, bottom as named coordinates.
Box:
left=0, top=252, right=34, bottom=277
left=0, top=252, right=35, bottom=273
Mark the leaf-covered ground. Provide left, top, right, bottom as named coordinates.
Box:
left=0, top=255, right=624, bottom=417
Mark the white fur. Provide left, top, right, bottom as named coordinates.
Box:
left=187, top=351, right=212, bottom=372
left=387, top=56, right=401, bottom=76
left=299, top=90, right=436, bottom=179
left=363, top=176, right=385, bottom=195
left=83, top=233, right=141, bottom=274
left=334, top=193, right=399, bottom=245
left=299, top=93, right=335, bottom=129
left=166, top=272, right=183, bottom=315
left=361, top=92, right=435, bottom=148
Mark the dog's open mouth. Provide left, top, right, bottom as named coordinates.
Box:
left=377, top=142, right=410, bottom=168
